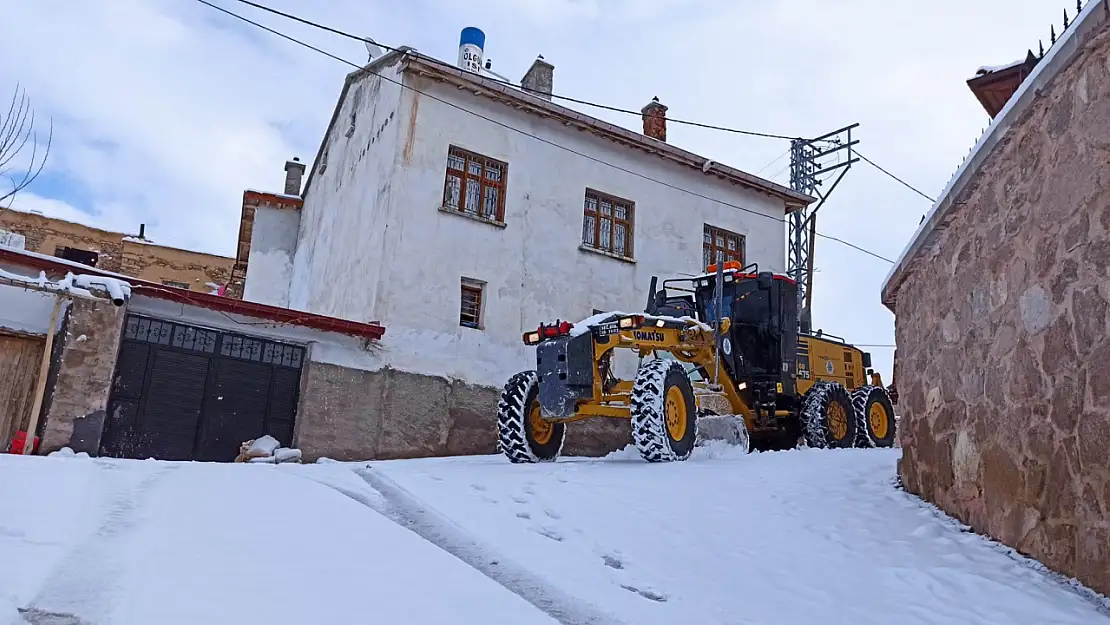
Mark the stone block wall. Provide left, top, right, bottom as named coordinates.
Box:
left=295, top=362, right=630, bottom=462
left=893, top=20, right=1110, bottom=595
left=118, top=241, right=232, bottom=293
left=39, top=297, right=126, bottom=454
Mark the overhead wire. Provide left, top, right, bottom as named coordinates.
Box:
left=194, top=0, right=896, bottom=265
left=229, top=0, right=803, bottom=141
left=855, top=150, right=936, bottom=203
left=754, top=147, right=791, bottom=176
left=232, top=0, right=936, bottom=213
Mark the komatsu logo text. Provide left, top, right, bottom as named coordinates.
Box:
left=633, top=330, right=666, bottom=342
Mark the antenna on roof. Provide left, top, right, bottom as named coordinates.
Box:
left=363, top=36, right=382, bottom=62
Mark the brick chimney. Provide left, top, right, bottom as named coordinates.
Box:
left=521, top=55, right=554, bottom=101
left=641, top=97, right=668, bottom=142
left=283, top=157, right=306, bottom=196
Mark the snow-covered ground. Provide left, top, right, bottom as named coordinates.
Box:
left=0, top=455, right=557, bottom=625
left=2, top=446, right=1108, bottom=625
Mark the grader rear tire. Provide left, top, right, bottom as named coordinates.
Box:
left=631, top=359, right=698, bottom=462
left=851, top=385, right=897, bottom=448
left=801, top=381, right=860, bottom=449
left=497, top=371, right=566, bottom=463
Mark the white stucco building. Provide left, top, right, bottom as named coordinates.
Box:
left=238, top=47, right=812, bottom=391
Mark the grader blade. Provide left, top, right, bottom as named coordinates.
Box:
left=695, top=414, right=750, bottom=452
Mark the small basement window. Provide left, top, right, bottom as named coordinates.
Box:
left=161, top=280, right=190, bottom=290
left=460, top=278, right=485, bottom=329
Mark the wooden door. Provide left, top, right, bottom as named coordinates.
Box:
left=0, top=333, right=45, bottom=450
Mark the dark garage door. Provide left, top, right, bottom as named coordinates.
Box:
left=101, top=315, right=305, bottom=462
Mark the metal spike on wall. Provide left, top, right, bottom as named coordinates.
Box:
left=1039, top=39, right=1045, bottom=57
left=1064, top=8, right=1070, bottom=28
left=1051, top=24, right=1057, bottom=44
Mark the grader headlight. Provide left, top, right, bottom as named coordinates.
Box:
left=619, top=315, right=644, bottom=329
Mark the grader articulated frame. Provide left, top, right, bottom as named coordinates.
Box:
left=496, top=261, right=896, bottom=463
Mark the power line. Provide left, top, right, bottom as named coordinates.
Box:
left=856, top=150, right=935, bottom=203
left=755, top=147, right=791, bottom=176
left=233, top=0, right=932, bottom=214
left=230, top=0, right=800, bottom=141
left=195, top=0, right=896, bottom=265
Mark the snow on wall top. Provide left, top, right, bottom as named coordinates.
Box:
left=882, top=0, right=1103, bottom=301
left=0, top=266, right=132, bottom=303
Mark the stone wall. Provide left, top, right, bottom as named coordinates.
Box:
left=0, top=210, right=233, bottom=292
left=39, top=297, right=126, bottom=454
left=893, top=21, right=1110, bottom=595
left=295, top=363, right=630, bottom=461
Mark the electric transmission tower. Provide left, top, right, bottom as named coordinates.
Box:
left=787, top=123, right=859, bottom=333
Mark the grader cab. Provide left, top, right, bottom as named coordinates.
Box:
left=496, top=261, right=896, bottom=463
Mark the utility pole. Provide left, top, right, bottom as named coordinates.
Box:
left=787, top=123, right=859, bottom=333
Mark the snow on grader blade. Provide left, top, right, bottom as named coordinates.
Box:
left=496, top=261, right=896, bottom=464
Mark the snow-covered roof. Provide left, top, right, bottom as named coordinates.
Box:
left=1, top=202, right=234, bottom=260
left=881, top=0, right=1106, bottom=308
left=0, top=244, right=386, bottom=340
left=243, top=189, right=304, bottom=203
left=971, top=58, right=1026, bottom=77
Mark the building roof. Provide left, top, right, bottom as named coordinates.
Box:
left=966, top=52, right=1040, bottom=118
left=302, top=49, right=814, bottom=211
left=881, top=0, right=1107, bottom=309
left=0, top=245, right=385, bottom=340
left=0, top=204, right=234, bottom=262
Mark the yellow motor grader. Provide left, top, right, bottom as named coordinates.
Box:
left=496, top=261, right=896, bottom=463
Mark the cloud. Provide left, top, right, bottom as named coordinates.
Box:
left=0, top=0, right=1069, bottom=380
left=3, top=191, right=143, bottom=235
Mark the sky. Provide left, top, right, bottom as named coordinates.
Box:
left=0, top=0, right=1081, bottom=380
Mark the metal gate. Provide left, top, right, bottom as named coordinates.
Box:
left=101, top=315, right=304, bottom=461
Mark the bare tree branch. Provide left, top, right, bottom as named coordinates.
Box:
left=0, top=85, right=52, bottom=207
left=0, top=85, right=20, bottom=150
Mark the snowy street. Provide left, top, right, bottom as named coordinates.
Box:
left=2, top=447, right=1108, bottom=625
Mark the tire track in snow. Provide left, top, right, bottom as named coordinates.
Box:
left=333, top=465, right=631, bottom=625
left=21, top=462, right=178, bottom=625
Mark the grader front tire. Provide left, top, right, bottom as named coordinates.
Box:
left=497, top=371, right=566, bottom=463
left=631, top=359, right=698, bottom=462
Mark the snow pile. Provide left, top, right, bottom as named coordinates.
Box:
left=0, top=598, right=25, bottom=625
left=45, top=447, right=90, bottom=459
left=234, top=435, right=302, bottom=464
